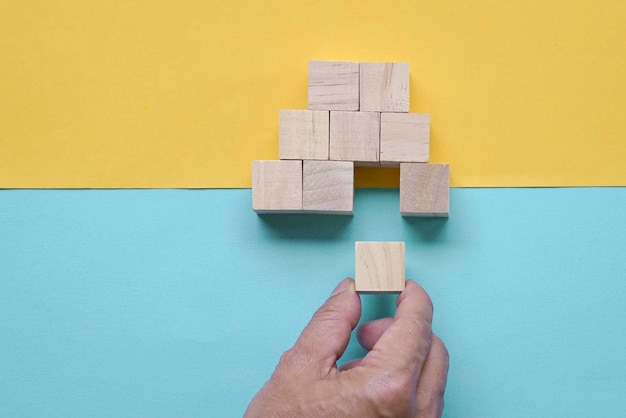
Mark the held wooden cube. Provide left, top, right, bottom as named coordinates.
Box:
left=400, top=163, right=449, bottom=217
left=303, top=161, right=354, bottom=215
left=252, top=160, right=303, bottom=213
left=308, top=61, right=360, bottom=111
left=360, top=62, right=409, bottom=112
left=279, top=110, right=329, bottom=160
left=380, top=113, right=430, bottom=166
left=355, top=242, right=406, bottom=293
left=329, top=111, right=380, bottom=165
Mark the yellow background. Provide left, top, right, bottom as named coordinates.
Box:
left=1, top=0, right=625, bottom=188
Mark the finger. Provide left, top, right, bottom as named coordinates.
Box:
left=356, top=317, right=394, bottom=350
left=362, top=280, right=434, bottom=377
left=288, top=278, right=362, bottom=374
left=415, top=335, right=449, bottom=418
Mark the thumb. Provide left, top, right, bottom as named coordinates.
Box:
left=290, top=278, right=361, bottom=374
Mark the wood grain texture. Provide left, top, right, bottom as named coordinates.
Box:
left=303, top=160, right=354, bottom=214
left=279, top=110, right=329, bottom=160
left=400, top=163, right=449, bottom=217
left=355, top=241, right=406, bottom=293
left=252, top=160, right=303, bottom=213
left=360, top=63, right=409, bottom=112
left=308, top=61, right=359, bottom=111
left=329, top=111, right=380, bottom=165
left=380, top=113, right=430, bottom=166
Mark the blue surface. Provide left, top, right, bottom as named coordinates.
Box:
left=1, top=188, right=625, bottom=417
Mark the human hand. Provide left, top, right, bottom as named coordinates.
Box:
left=244, top=278, right=449, bottom=417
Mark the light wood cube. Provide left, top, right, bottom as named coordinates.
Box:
left=380, top=113, right=430, bottom=166
left=308, top=61, right=360, bottom=111
left=400, top=163, right=449, bottom=217
left=329, top=111, right=380, bottom=165
left=303, top=161, right=354, bottom=215
left=355, top=242, right=406, bottom=293
left=360, top=62, right=409, bottom=112
left=279, top=110, right=329, bottom=160
left=252, top=160, right=303, bottom=213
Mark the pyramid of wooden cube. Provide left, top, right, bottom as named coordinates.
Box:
left=252, top=160, right=303, bottom=214
left=400, top=163, right=449, bottom=217
left=355, top=241, right=405, bottom=293
left=252, top=60, right=450, bottom=217
left=303, top=161, right=354, bottom=214
left=279, top=110, right=329, bottom=160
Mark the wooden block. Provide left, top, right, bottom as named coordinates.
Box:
left=360, top=62, right=409, bottom=112
left=279, top=110, right=329, bottom=160
left=400, top=163, right=449, bottom=217
left=329, top=111, right=380, bottom=165
left=308, top=61, right=359, bottom=111
left=303, top=161, right=354, bottom=215
left=380, top=113, right=430, bottom=166
left=252, top=160, right=303, bottom=213
left=355, top=242, right=406, bottom=293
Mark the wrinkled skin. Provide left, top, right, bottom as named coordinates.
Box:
left=245, top=279, right=449, bottom=418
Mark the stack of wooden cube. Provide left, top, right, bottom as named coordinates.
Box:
left=252, top=60, right=449, bottom=217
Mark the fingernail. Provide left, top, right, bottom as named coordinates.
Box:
left=331, top=278, right=354, bottom=296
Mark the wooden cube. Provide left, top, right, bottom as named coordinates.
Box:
left=308, top=61, right=359, bottom=111
left=279, top=110, right=329, bottom=160
left=355, top=242, right=406, bottom=293
left=303, top=161, right=354, bottom=215
left=380, top=113, right=430, bottom=166
left=360, top=62, right=409, bottom=112
left=400, top=163, right=449, bottom=217
left=329, top=111, right=380, bottom=165
left=252, top=160, right=303, bottom=213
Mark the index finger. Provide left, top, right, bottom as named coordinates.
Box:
left=361, top=280, right=434, bottom=376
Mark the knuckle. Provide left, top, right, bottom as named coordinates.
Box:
left=401, top=318, right=432, bottom=352
left=431, top=336, right=450, bottom=374
left=364, top=369, right=415, bottom=417
left=416, top=336, right=449, bottom=413
left=312, top=301, right=344, bottom=324
left=277, top=347, right=306, bottom=373
left=278, top=347, right=295, bottom=366
left=415, top=318, right=433, bottom=339
left=416, top=388, right=445, bottom=418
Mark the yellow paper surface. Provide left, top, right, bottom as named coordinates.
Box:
left=1, top=0, right=625, bottom=188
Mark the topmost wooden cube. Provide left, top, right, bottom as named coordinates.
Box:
left=360, top=62, right=409, bottom=112
left=308, top=61, right=360, bottom=111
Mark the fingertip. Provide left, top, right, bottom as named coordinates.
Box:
left=331, top=277, right=356, bottom=297
left=356, top=317, right=394, bottom=350
left=402, top=279, right=425, bottom=294
left=329, top=278, right=360, bottom=320
left=397, top=279, right=433, bottom=316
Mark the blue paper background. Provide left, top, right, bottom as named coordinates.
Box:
left=1, top=188, right=625, bottom=417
